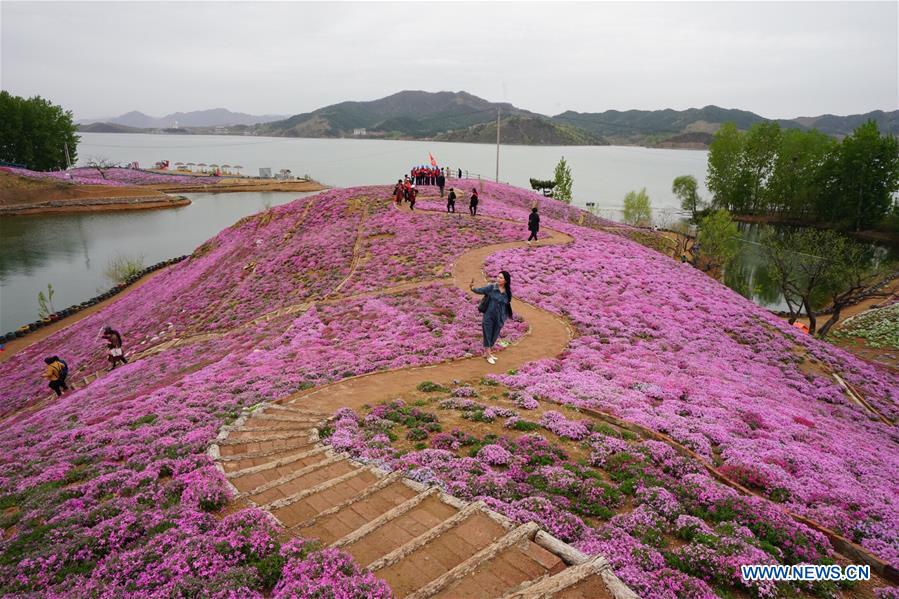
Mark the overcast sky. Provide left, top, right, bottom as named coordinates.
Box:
left=2, top=1, right=897, bottom=120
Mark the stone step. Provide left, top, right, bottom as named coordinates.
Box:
left=217, top=436, right=316, bottom=458
left=238, top=421, right=317, bottom=432
left=343, top=494, right=458, bottom=568
left=217, top=440, right=318, bottom=462
left=248, top=413, right=321, bottom=424
left=498, top=555, right=613, bottom=599
left=225, top=446, right=329, bottom=481
left=431, top=542, right=563, bottom=598
left=264, top=404, right=325, bottom=417
left=269, top=466, right=386, bottom=528
left=332, top=487, right=439, bottom=549
left=249, top=454, right=356, bottom=505
left=408, top=522, right=541, bottom=599
left=219, top=429, right=315, bottom=445
left=265, top=466, right=368, bottom=512
left=292, top=475, right=418, bottom=544
left=374, top=505, right=509, bottom=597
left=432, top=537, right=566, bottom=598
left=219, top=444, right=323, bottom=473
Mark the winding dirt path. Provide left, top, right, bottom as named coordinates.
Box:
left=279, top=211, right=575, bottom=414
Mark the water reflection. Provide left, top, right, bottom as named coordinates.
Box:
left=725, top=222, right=899, bottom=311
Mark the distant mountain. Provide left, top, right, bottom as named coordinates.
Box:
left=791, top=110, right=899, bottom=137
left=435, top=116, right=606, bottom=146
left=552, top=106, right=899, bottom=145
left=79, top=108, right=287, bottom=128
left=77, top=122, right=145, bottom=133
left=257, top=90, right=539, bottom=138
left=77, top=92, right=899, bottom=148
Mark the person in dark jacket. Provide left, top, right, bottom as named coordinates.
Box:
left=469, top=188, right=479, bottom=216
left=408, top=185, right=418, bottom=210
left=446, top=188, right=456, bottom=213
left=527, top=207, right=540, bottom=243
left=470, top=271, right=513, bottom=364
left=437, top=173, right=446, bottom=198
left=42, top=356, right=68, bottom=396
left=101, top=326, right=127, bottom=369
left=458, top=168, right=462, bottom=179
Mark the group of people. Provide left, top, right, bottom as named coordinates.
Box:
left=393, top=179, right=420, bottom=209
left=410, top=166, right=446, bottom=188
left=41, top=326, right=126, bottom=397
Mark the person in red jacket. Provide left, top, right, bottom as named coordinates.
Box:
left=393, top=179, right=404, bottom=206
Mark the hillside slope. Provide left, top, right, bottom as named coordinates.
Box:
left=0, top=182, right=896, bottom=597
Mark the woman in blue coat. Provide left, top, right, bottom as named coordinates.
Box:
left=469, top=271, right=512, bottom=364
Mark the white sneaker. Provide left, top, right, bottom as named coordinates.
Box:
left=487, top=356, right=497, bottom=364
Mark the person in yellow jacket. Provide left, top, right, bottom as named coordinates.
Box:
left=42, top=356, right=69, bottom=397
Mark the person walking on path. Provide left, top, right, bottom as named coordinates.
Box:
left=101, top=326, right=127, bottom=369
left=469, top=188, right=479, bottom=216
left=446, top=188, right=456, bottom=213
left=42, top=356, right=68, bottom=397
left=470, top=271, right=513, bottom=364
left=458, top=168, right=462, bottom=179
left=408, top=185, right=418, bottom=210
left=437, top=172, right=446, bottom=197
left=527, top=207, right=540, bottom=244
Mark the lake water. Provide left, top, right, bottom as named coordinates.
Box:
left=75, top=132, right=710, bottom=213
left=0, top=191, right=316, bottom=332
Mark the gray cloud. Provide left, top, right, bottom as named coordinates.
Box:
left=2, top=1, right=896, bottom=120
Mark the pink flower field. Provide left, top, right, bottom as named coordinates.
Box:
left=0, top=181, right=896, bottom=597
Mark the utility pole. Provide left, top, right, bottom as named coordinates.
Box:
left=495, top=106, right=501, bottom=183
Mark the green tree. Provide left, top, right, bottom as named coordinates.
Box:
left=0, top=91, right=79, bottom=171
left=672, top=175, right=703, bottom=221
left=696, top=209, right=739, bottom=275
left=762, top=228, right=885, bottom=334
left=817, top=120, right=899, bottom=231
left=741, top=122, right=782, bottom=213
left=553, top=156, right=573, bottom=203
left=622, top=188, right=652, bottom=226
left=706, top=123, right=749, bottom=212
left=765, top=129, right=834, bottom=218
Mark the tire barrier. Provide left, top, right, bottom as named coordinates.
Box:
left=3, top=255, right=190, bottom=342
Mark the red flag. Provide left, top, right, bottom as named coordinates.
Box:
left=429, top=152, right=437, bottom=167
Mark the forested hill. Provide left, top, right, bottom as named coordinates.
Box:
left=80, top=90, right=899, bottom=148
left=255, top=90, right=538, bottom=139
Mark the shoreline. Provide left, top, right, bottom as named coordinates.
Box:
left=0, top=267, right=168, bottom=363
left=0, top=195, right=191, bottom=216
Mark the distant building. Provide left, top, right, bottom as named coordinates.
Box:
left=352, top=128, right=367, bottom=136
left=259, top=167, right=272, bottom=178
